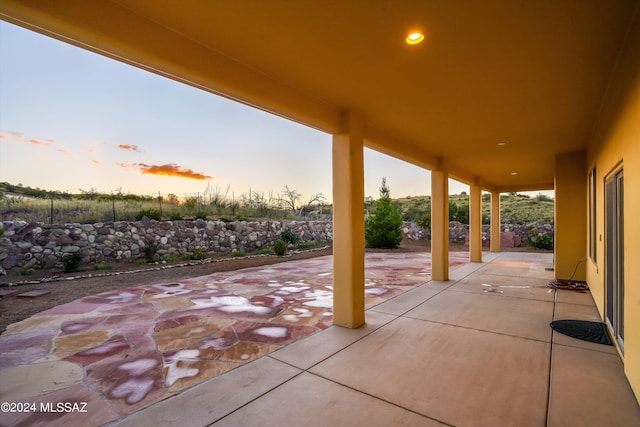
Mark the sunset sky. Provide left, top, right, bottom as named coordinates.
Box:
left=0, top=20, right=484, bottom=202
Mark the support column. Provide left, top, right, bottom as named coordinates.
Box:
left=332, top=114, right=365, bottom=328
left=490, top=191, right=501, bottom=252
left=431, top=165, right=449, bottom=280
left=554, top=151, right=586, bottom=280
left=469, top=183, right=483, bottom=262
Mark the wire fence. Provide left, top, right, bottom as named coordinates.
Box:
left=0, top=193, right=332, bottom=225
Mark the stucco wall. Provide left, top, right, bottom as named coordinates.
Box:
left=586, top=7, right=640, bottom=404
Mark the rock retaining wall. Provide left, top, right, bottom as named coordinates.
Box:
left=0, top=219, right=332, bottom=274
left=1, top=219, right=553, bottom=274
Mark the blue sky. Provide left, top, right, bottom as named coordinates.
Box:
left=0, top=20, right=476, bottom=201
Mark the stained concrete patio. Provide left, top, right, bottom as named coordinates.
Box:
left=2, top=251, right=639, bottom=426
left=111, top=252, right=640, bottom=427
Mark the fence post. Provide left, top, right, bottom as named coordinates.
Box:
left=50, top=198, right=53, bottom=224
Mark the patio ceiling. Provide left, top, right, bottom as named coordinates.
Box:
left=1, top=0, right=637, bottom=192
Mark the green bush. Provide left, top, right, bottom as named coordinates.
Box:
left=169, top=211, right=183, bottom=221
left=19, top=268, right=33, bottom=276
left=135, top=208, right=162, bottom=221
left=160, top=254, right=176, bottom=263
left=274, top=240, right=287, bottom=256
left=416, top=213, right=431, bottom=229
left=232, top=249, right=246, bottom=257
left=181, top=253, right=193, bottom=261
left=280, top=228, right=300, bottom=245
left=191, top=247, right=207, bottom=260
left=194, top=210, right=209, bottom=220
left=63, top=251, right=83, bottom=273
left=143, top=239, right=158, bottom=263
left=525, top=233, right=554, bottom=250
left=93, top=263, right=112, bottom=270
left=255, top=248, right=271, bottom=255
left=365, top=178, right=403, bottom=249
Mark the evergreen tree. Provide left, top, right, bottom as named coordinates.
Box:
left=365, top=178, right=403, bottom=248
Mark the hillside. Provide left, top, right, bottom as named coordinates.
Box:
left=389, top=192, right=554, bottom=226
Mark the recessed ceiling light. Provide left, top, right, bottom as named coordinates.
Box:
left=498, top=142, right=506, bottom=146
left=511, top=172, right=518, bottom=175
left=406, top=32, right=424, bottom=45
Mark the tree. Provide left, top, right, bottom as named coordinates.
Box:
left=279, top=185, right=303, bottom=213
left=365, top=178, right=403, bottom=248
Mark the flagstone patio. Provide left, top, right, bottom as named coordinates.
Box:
left=0, top=252, right=468, bottom=426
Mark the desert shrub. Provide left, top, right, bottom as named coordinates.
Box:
left=255, top=248, right=271, bottom=255
left=416, top=213, right=431, bottom=229
left=63, top=251, right=83, bottom=273
left=274, top=240, right=287, bottom=256
left=181, top=253, right=193, bottom=261
left=194, top=210, right=209, bottom=220
left=135, top=208, right=162, bottom=221
left=525, top=233, right=554, bottom=250
left=191, top=247, right=207, bottom=260
left=365, top=178, right=403, bottom=249
left=169, top=211, right=183, bottom=221
left=281, top=227, right=300, bottom=245
left=143, top=239, right=158, bottom=263
left=19, top=268, right=33, bottom=276
left=232, top=249, right=246, bottom=257
left=160, top=255, right=176, bottom=263
left=93, top=263, right=112, bottom=270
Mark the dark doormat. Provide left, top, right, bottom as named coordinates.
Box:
left=550, top=320, right=613, bottom=346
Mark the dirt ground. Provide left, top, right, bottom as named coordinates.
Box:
left=0, top=240, right=525, bottom=334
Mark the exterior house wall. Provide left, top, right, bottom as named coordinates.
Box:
left=586, top=9, right=640, bottom=403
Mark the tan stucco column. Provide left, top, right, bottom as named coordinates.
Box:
left=332, top=115, right=365, bottom=328
left=469, top=184, right=483, bottom=262
left=554, top=151, right=586, bottom=281
left=490, top=191, right=501, bottom=252
left=431, top=166, right=449, bottom=280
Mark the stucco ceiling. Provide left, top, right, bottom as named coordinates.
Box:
left=1, top=0, right=637, bottom=192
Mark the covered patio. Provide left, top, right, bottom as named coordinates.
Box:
left=113, top=251, right=640, bottom=426
left=2, top=0, right=640, bottom=416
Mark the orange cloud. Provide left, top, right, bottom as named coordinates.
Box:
left=86, top=140, right=106, bottom=154
left=119, top=163, right=212, bottom=180
left=57, top=149, right=75, bottom=157
left=90, top=159, right=105, bottom=166
left=27, top=138, right=50, bottom=146
left=2, top=130, right=55, bottom=146
left=118, top=144, right=142, bottom=152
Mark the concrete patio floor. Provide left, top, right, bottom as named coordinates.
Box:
left=112, top=252, right=640, bottom=427
left=2, top=251, right=639, bottom=426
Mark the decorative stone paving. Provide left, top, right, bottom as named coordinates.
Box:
left=0, top=252, right=468, bottom=426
